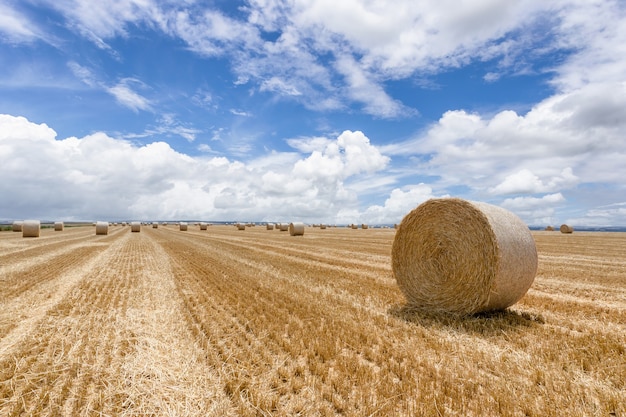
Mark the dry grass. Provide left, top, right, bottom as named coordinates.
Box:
left=0, top=226, right=624, bottom=416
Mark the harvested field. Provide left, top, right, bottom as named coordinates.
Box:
left=0, top=226, right=624, bottom=416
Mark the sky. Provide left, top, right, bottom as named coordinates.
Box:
left=1, top=0, right=626, bottom=226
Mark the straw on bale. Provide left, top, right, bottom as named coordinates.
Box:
left=289, top=222, right=305, bottom=236
left=130, top=221, right=141, bottom=232
left=179, top=222, right=188, bottom=231
left=95, top=221, right=109, bottom=235
left=22, top=220, right=40, bottom=237
left=560, top=224, right=574, bottom=234
left=54, top=221, right=64, bottom=231
left=266, top=223, right=274, bottom=230
left=12, top=221, right=23, bottom=232
left=392, top=198, right=537, bottom=315
left=200, top=222, right=208, bottom=230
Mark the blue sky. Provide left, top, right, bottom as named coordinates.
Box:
left=1, top=0, right=625, bottom=226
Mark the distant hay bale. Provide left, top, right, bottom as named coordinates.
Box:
left=320, top=224, right=327, bottom=229
left=237, top=223, right=246, bottom=230
left=179, top=222, right=188, bottom=231
left=266, top=223, right=274, bottom=230
left=289, top=222, right=305, bottom=236
left=278, top=223, right=289, bottom=231
left=560, top=224, right=574, bottom=234
left=545, top=225, right=554, bottom=231
left=200, top=222, right=208, bottom=230
left=392, top=198, right=538, bottom=315
left=362, top=224, right=369, bottom=229
left=131, top=221, right=141, bottom=232
left=54, top=221, right=64, bottom=231
left=12, top=221, right=23, bottom=232
left=351, top=224, right=358, bottom=229
left=22, top=220, right=40, bottom=238
left=95, top=221, right=108, bottom=235
left=152, top=222, right=158, bottom=228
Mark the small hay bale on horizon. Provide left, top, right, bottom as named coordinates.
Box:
left=54, top=221, right=64, bottom=231
left=560, top=224, right=574, bottom=234
left=361, top=224, right=369, bottom=229
left=131, top=221, right=141, bottom=232
left=392, top=198, right=538, bottom=315
left=278, top=223, right=289, bottom=231
left=237, top=223, right=246, bottom=230
left=22, top=220, right=40, bottom=238
left=179, top=222, right=188, bottom=231
left=12, top=221, right=23, bottom=232
left=266, top=223, right=275, bottom=230
left=289, top=222, right=305, bottom=236
left=95, top=221, right=109, bottom=235
left=152, top=222, right=159, bottom=228
left=200, top=222, right=208, bottom=230
left=545, top=225, right=555, bottom=231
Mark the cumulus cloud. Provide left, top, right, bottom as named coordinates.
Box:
left=359, top=184, right=448, bottom=224
left=0, top=115, right=393, bottom=222
left=500, top=193, right=566, bottom=226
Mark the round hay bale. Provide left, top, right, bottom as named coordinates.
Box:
left=266, top=223, right=275, bottom=230
left=237, top=223, right=246, bottom=230
left=320, top=224, right=327, bottom=229
left=22, top=220, right=40, bottom=237
left=392, top=198, right=537, bottom=315
left=560, top=224, right=573, bottom=234
left=179, top=222, right=188, bottom=231
left=12, top=221, right=23, bottom=232
left=351, top=224, right=358, bottom=229
left=289, top=222, right=305, bottom=236
left=54, top=221, right=64, bottom=231
left=152, top=222, right=159, bottom=228
left=545, top=225, right=554, bottom=231
left=200, top=222, right=208, bottom=230
left=361, top=224, right=369, bottom=229
left=95, top=221, right=109, bottom=235
left=278, top=223, right=289, bottom=231
left=130, top=221, right=141, bottom=232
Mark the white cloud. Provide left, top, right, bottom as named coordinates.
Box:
left=489, top=168, right=578, bottom=195
left=0, top=115, right=393, bottom=223
left=359, top=184, right=447, bottom=224
left=107, top=78, right=152, bottom=112
left=500, top=193, right=566, bottom=226
left=0, top=3, right=42, bottom=43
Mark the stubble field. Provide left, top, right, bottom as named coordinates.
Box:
left=0, top=225, right=624, bottom=416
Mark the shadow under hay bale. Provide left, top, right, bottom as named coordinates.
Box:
left=392, top=198, right=538, bottom=316
left=388, top=304, right=545, bottom=336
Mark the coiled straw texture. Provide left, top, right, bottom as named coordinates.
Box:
left=392, top=198, right=537, bottom=315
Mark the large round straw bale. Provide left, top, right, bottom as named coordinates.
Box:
left=560, top=224, right=573, bottom=234
left=95, top=221, right=109, bottom=235
left=54, top=221, right=64, bottom=231
left=289, top=222, right=305, bottom=236
left=12, top=221, right=23, bottom=232
left=392, top=198, right=537, bottom=315
left=22, top=220, right=40, bottom=237
left=278, top=223, right=289, bottom=231
left=179, top=222, right=188, bottom=231
left=131, top=221, right=141, bottom=232
left=200, top=222, right=208, bottom=230
left=152, top=222, right=159, bottom=228
left=266, top=223, right=275, bottom=230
